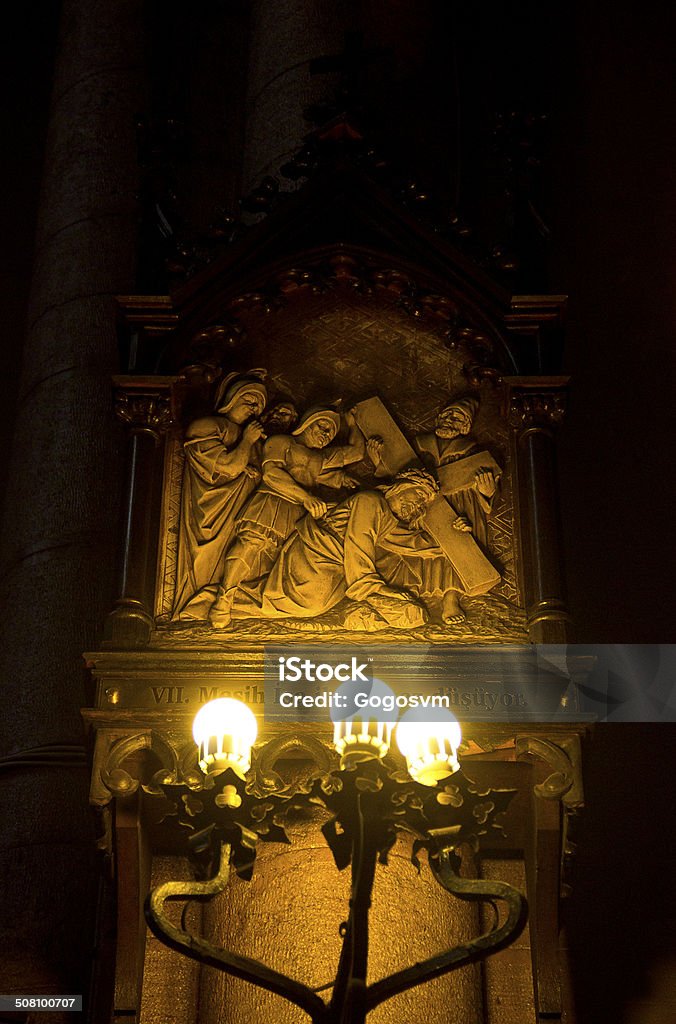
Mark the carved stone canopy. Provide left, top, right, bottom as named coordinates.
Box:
left=112, top=175, right=568, bottom=651
left=117, top=166, right=567, bottom=377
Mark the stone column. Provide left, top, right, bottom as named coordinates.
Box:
left=107, top=379, right=178, bottom=648
left=505, top=377, right=573, bottom=644
left=0, top=0, right=144, bottom=997
left=242, top=0, right=351, bottom=192
left=242, top=0, right=443, bottom=196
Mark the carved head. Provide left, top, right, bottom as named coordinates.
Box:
left=293, top=408, right=341, bottom=449
left=435, top=397, right=478, bottom=439
left=215, top=370, right=268, bottom=423
left=226, top=388, right=267, bottom=424
left=383, top=469, right=439, bottom=528
left=262, top=400, right=299, bottom=435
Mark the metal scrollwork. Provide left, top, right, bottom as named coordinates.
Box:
left=515, top=735, right=581, bottom=805
left=145, top=760, right=527, bottom=1024
left=247, top=733, right=338, bottom=799
left=93, top=730, right=187, bottom=804
left=145, top=842, right=329, bottom=1021
left=365, top=848, right=527, bottom=1013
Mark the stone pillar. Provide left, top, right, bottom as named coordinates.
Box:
left=242, top=0, right=443, bottom=195
left=242, top=0, right=351, bottom=191
left=505, top=377, right=573, bottom=644
left=140, top=857, right=202, bottom=1024
left=107, top=379, right=178, bottom=648
left=0, top=0, right=144, bottom=997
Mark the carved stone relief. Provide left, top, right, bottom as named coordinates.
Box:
left=155, top=285, right=524, bottom=643
left=172, top=370, right=268, bottom=621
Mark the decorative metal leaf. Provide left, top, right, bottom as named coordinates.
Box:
left=245, top=766, right=288, bottom=799
left=317, top=772, right=343, bottom=795
left=151, top=762, right=517, bottom=882
left=436, top=783, right=463, bottom=807
left=411, top=839, right=426, bottom=873
left=215, top=786, right=242, bottom=809
left=472, top=801, right=495, bottom=825
left=355, top=775, right=383, bottom=793
left=322, top=817, right=352, bottom=871
left=377, top=827, right=398, bottom=865
left=250, top=801, right=275, bottom=822
left=182, top=793, right=204, bottom=816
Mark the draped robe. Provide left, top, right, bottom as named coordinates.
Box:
left=415, top=432, right=497, bottom=550
left=236, top=490, right=462, bottom=621
left=172, top=416, right=260, bottom=619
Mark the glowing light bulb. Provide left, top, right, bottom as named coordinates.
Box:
left=331, top=678, right=397, bottom=767
left=396, top=709, right=462, bottom=786
left=192, top=698, right=258, bottom=776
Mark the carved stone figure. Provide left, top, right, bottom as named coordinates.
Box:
left=352, top=395, right=500, bottom=615
left=208, top=406, right=367, bottom=628
left=261, top=399, right=299, bottom=436
left=415, top=397, right=501, bottom=552
left=233, top=469, right=474, bottom=630
left=171, top=370, right=267, bottom=620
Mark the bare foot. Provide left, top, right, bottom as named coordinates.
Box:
left=441, top=591, right=466, bottom=625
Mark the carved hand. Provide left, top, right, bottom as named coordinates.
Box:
left=243, top=420, right=265, bottom=444
left=304, top=498, right=329, bottom=518
left=474, top=469, right=497, bottom=497
left=243, top=466, right=261, bottom=481
left=452, top=515, right=472, bottom=533
left=366, top=436, right=384, bottom=466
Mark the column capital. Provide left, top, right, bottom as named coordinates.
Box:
left=113, top=376, right=181, bottom=441
left=503, top=376, right=570, bottom=435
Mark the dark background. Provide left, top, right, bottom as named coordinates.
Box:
left=1, top=2, right=674, bottom=1020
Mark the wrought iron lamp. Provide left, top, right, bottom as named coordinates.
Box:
left=145, top=696, right=527, bottom=1024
